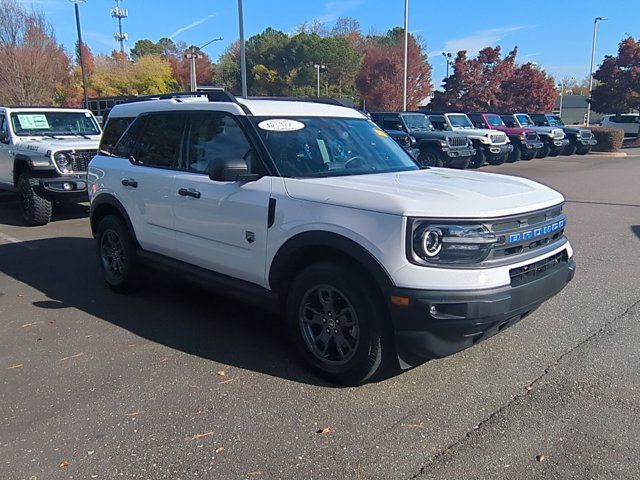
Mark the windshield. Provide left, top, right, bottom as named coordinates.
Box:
left=252, top=117, right=419, bottom=178
left=485, top=114, right=505, bottom=127
left=428, top=115, right=450, bottom=131
left=10, top=111, right=100, bottom=137
left=403, top=113, right=433, bottom=130
left=447, top=114, right=474, bottom=129
left=546, top=115, right=564, bottom=127
left=515, top=114, right=534, bottom=127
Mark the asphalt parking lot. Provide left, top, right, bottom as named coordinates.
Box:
left=1, top=154, right=639, bottom=480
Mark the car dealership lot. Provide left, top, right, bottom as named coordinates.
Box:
left=1, top=155, right=639, bottom=479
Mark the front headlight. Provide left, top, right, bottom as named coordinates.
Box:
left=409, top=135, right=417, bottom=146
left=55, top=152, right=72, bottom=173
left=518, top=134, right=526, bottom=140
left=547, top=132, right=555, bottom=138
left=479, top=136, right=491, bottom=144
left=410, top=222, right=499, bottom=265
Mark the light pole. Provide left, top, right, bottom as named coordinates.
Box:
left=557, top=82, right=565, bottom=118
left=587, top=16, right=607, bottom=126
left=185, top=37, right=223, bottom=92
left=442, top=52, right=453, bottom=79
left=237, top=0, right=248, bottom=97
left=71, top=0, right=88, bottom=109
left=402, top=0, right=409, bottom=111
left=314, top=64, right=325, bottom=97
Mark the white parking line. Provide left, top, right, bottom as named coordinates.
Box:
left=0, top=231, right=37, bottom=250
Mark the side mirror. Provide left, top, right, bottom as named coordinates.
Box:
left=0, top=131, right=8, bottom=144
left=208, top=157, right=261, bottom=182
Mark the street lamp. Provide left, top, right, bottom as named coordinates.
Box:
left=557, top=82, right=565, bottom=118
left=70, top=0, right=88, bottom=109
left=587, top=16, right=607, bottom=126
left=442, top=52, right=453, bottom=79
left=184, top=37, right=223, bottom=92
left=402, top=0, right=409, bottom=111
left=314, top=64, right=325, bottom=97
left=237, top=0, right=248, bottom=97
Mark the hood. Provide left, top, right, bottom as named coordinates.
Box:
left=489, top=125, right=528, bottom=135
left=283, top=168, right=564, bottom=218
left=407, top=128, right=449, bottom=140
left=14, top=136, right=100, bottom=156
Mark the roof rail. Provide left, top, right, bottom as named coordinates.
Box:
left=246, top=96, right=346, bottom=107
left=116, top=89, right=238, bottom=106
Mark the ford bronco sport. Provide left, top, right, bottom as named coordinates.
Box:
left=423, top=112, right=512, bottom=168
left=467, top=112, right=543, bottom=162
left=0, top=107, right=101, bottom=225
left=370, top=112, right=475, bottom=169
left=88, top=92, right=575, bottom=385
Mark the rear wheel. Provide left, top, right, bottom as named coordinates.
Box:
left=286, top=263, right=391, bottom=385
left=18, top=173, right=52, bottom=226
left=96, top=215, right=141, bottom=293
left=418, top=147, right=443, bottom=167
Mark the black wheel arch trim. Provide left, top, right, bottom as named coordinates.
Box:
left=268, top=231, right=395, bottom=294
left=90, top=193, right=137, bottom=241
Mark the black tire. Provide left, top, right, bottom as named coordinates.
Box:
left=486, top=152, right=507, bottom=166
left=563, top=140, right=578, bottom=156
left=507, top=144, right=521, bottom=163
left=520, top=150, right=536, bottom=161
left=18, top=173, right=52, bottom=226
left=418, top=147, right=443, bottom=167
left=536, top=141, right=551, bottom=158
left=286, top=262, right=391, bottom=385
left=95, top=215, right=141, bottom=293
left=468, top=146, right=486, bottom=169
left=445, top=156, right=471, bottom=169
left=576, top=146, right=591, bottom=155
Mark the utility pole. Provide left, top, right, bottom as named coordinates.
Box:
left=111, top=0, right=128, bottom=54
left=71, top=0, right=88, bottom=109
left=587, top=16, right=606, bottom=126
left=402, top=0, right=409, bottom=111
left=314, top=64, right=325, bottom=97
left=558, top=82, right=565, bottom=118
left=238, top=0, right=248, bottom=97
left=442, top=52, right=452, bottom=79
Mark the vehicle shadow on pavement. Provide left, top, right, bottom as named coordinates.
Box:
left=632, top=225, right=640, bottom=240
left=0, top=236, right=335, bottom=387
left=0, top=197, right=89, bottom=227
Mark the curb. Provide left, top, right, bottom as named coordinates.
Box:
left=587, top=152, right=628, bottom=157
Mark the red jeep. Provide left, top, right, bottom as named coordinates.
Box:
left=467, top=112, right=544, bottom=162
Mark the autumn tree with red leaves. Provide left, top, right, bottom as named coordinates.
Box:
left=168, top=48, right=215, bottom=90
left=591, top=36, right=640, bottom=114
left=356, top=28, right=432, bottom=111
left=429, top=46, right=556, bottom=112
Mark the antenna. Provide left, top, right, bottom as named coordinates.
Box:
left=110, top=0, right=128, bottom=53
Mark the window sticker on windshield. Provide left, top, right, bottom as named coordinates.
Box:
left=373, top=128, right=388, bottom=137
left=16, top=114, right=50, bottom=130
left=258, top=119, right=305, bottom=132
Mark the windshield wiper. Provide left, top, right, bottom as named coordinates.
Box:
left=42, top=133, right=62, bottom=140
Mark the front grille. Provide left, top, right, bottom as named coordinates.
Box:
left=447, top=136, right=468, bottom=148
left=510, top=250, right=568, bottom=287
left=62, top=149, right=97, bottom=173
left=553, top=130, right=564, bottom=139
left=580, top=130, right=593, bottom=139
left=489, top=133, right=507, bottom=144
left=525, top=132, right=539, bottom=142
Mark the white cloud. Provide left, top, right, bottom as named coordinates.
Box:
left=428, top=25, right=527, bottom=57
left=169, top=14, right=216, bottom=40
left=316, top=0, right=364, bottom=24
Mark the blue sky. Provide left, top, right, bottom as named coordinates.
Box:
left=26, top=0, right=639, bottom=88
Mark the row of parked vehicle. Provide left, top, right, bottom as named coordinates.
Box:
left=371, top=110, right=597, bottom=169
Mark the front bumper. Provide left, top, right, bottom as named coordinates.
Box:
left=484, top=143, right=511, bottom=157
left=444, top=146, right=476, bottom=158
left=523, top=140, right=544, bottom=150
left=37, top=174, right=88, bottom=200
left=579, top=138, right=597, bottom=146
left=389, top=253, right=576, bottom=368
left=551, top=138, right=570, bottom=150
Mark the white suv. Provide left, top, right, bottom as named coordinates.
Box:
left=88, top=92, right=576, bottom=385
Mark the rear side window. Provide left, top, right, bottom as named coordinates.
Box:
left=112, top=116, right=148, bottom=159
left=99, top=117, right=133, bottom=154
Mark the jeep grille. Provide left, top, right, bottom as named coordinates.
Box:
left=447, top=136, right=468, bottom=148
left=580, top=130, right=593, bottom=139
left=525, top=132, right=539, bottom=142
left=553, top=130, right=564, bottom=139
left=61, top=149, right=97, bottom=173
left=489, top=133, right=507, bottom=144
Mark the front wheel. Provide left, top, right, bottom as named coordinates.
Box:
left=18, top=173, right=52, bottom=226
left=286, top=263, right=391, bottom=385
left=576, top=146, right=591, bottom=155
left=418, top=148, right=443, bottom=167
left=507, top=144, right=521, bottom=163
left=467, top=147, right=486, bottom=169
left=536, top=141, right=551, bottom=158
left=563, top=140, right=578, bottom=156
left=95, top=215, right=141, bottom=293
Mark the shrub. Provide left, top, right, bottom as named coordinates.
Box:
left=589, top=126, right=625, bottom=152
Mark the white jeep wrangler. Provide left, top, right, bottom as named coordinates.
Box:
left=88, top=93, right=575, bottom=385
left=0, top=107, right=102, bottom=225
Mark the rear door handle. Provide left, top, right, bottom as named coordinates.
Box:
left=121, top=178, right=138, bottom=188
left=178, top=188, right=201, bottom=199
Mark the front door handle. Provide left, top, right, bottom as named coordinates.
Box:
left=121, top=178, right=138, bottom=188
left=178, top=188, right=201, bottom=199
